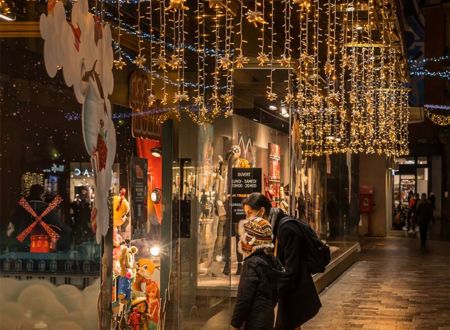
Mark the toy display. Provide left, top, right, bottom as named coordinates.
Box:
left=133, top=258, right=156, bottom=292
left=113, top=188, right=130, bottom=276
left=128, top=307, right=143, bottom=330
left=117, top=245, right=139, bottom=305
left=112, top=239, right=161, bottom=330
left=146, top=281, right=160, bottom=330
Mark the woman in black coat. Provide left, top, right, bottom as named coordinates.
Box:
left=271, top=208, right=321, bottom=330
left=231, top=249, right=284, bottom=330
left=231, top=193, right=284, bottom=330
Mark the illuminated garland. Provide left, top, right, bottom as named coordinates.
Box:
left=425, top=104, right=450, bottom=111
left=104, top=0, right=411, bottom=136
left=409, top=69, right=450, bottom=80
left=113, top=0, right=126, bottom=69
left=408, top=55, right=450, bottom=64
left=293, top=0, right=409, bottom=157
left=425, top=108, right=450, bottom=126
left=104, top=10, right=222, bottom=57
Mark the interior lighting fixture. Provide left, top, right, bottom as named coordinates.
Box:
left=269, top=105, right=277, bottom=111
left=150, top=188, right=162, bottom=203
left=150, top=245, right=161, bottom=256
left=151, top=146, right=162, bottom=158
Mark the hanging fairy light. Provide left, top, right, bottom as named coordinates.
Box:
left=113, top=0, right=126, bottom=70
left=425, top=108, right=450, bottom=126
left=147, top=0, right=155, bottom=106
left=107, top=0, right=411, bottom=135
left=132, top=0, right=146, bottom=68
left=223, top=0, right=234, bottom=117
left=292, top=0, right=409, bottom=157
left=282, top=0, right=294, bottom=106
left=181, top=0, right=235, bottom=124
left=235, top=0, right=249, bottom=69
left=266, top=0, right=276, bottom=102
left=159, top=0, right=169, bottom=107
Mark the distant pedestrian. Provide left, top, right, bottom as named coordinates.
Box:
left=416, top=193, right=434, bottom=249
left=409, top=193, right=420, bottom=233
left=429, top=192, right=436, bottom=210
left=230, top=196, right=284, bottom=330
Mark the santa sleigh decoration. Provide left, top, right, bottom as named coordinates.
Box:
left=16, top=196, right=63, bottom=253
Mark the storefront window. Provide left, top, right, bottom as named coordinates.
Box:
left=417, top=156, right=428, bottom=165
left=0, top=3, right=162, bottom=328
left=160, top=109, right=361, bottom=328
left=2, top=2, right=364, bottom=328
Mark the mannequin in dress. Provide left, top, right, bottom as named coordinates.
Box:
left=222, top=145, right=250, bottom=275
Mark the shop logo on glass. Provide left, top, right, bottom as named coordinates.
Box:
left=43, top=163, right=65, bottom=174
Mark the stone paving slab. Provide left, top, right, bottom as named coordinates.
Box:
left=304, top=237, right=450, bottom=330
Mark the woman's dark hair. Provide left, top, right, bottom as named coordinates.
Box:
left=242, top=193, right=272, bottom=217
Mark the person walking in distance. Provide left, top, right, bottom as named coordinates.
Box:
left=230, top=194, right=284, bottom=330
left=270, top=204, right=321, bottom=329
left=416, top=193, right=434, bottom=249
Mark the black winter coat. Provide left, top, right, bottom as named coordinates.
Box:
left=272, top=212, right=321, bottom=329
left=416, top=199, right=433, bottom=226
left=231, top=250, right=284, bottom=330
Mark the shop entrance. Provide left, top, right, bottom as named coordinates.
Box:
left=392, top=156, right=431, bottom=230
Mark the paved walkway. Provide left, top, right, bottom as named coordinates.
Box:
left=304, top=236, right=450, bottom=330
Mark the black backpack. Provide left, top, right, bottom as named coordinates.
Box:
left=278, top=217, right=331, bottom=274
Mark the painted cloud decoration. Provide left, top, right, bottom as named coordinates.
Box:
left=40, top=0, right=116, bottom=243
left=0, top=278, right=99, bottom=330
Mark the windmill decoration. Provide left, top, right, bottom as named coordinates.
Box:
left=16, top=196, right=63, bottom=253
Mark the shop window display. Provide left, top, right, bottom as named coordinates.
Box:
left=292, top=153, right=359, bottom=263
left=0, top=4, right=163, bottom=329
left=1, top=3, right=361, bottom=329
left=167, top=114, right=290, bottom=329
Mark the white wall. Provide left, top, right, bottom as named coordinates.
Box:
left=359, top=154, right=389, bottom=237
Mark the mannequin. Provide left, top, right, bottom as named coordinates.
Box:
left=202, top=155, right=226, bottom=276
left=222, top=145, right=250, bottom=276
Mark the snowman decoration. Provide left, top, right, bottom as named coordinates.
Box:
left=40, top=0, right=116, bottom=242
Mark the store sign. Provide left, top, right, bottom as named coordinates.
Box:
left=130, top=157, right=148, bottom=239
left=129, top=72, right=161, bottom=140
left=231, top=168, right=262, bottom=195
left=73, top=168, right=94, bottom=177
left=43, top=163, right=65, bottom=174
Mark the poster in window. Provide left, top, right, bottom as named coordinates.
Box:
left=130, top=157, right=148, bottom=239
left=269, top=143, right=281, bottom=205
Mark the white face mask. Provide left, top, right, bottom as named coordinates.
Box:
left=245, top=207, right=265, bottom=220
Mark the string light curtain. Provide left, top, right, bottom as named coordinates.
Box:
left=110, top=0, right=410, bottom=157
left=291, top=0, right=410, bottom=157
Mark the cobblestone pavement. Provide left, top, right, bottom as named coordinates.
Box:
left=304, top=236, right=450, bottom=330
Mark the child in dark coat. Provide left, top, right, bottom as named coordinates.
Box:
left=231, top=217, right=284, bottom=330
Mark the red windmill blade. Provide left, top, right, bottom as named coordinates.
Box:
left=16, top=195, right=63, bottom=243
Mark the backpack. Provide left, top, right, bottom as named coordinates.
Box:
left=278, top=217, right=331, bottom=274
